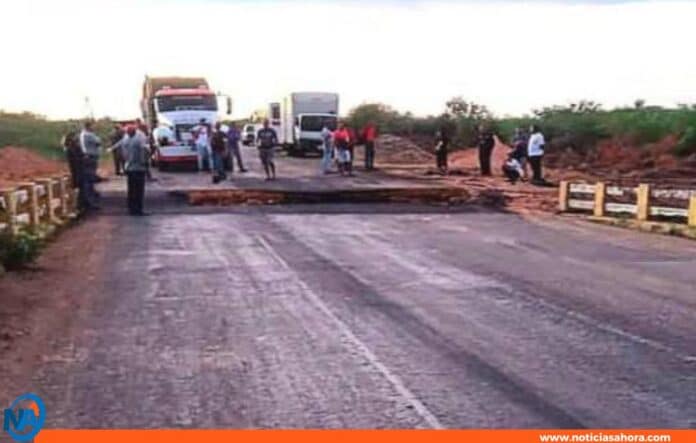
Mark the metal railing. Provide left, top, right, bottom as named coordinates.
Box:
left=558, top=180, right=696, bottom=227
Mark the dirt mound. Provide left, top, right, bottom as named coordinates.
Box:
left=0, top=146, right=67, bottom=188
left=376, top=135, right=434, bottom=164
left=546, top=135, right=696, bottom=186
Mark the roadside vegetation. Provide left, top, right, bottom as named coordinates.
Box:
left=346, top=99, right=696, bottom=158
left=0, top=229, right=44, bottom=271
left=3, top=100, right=696, bottom=163
left=0, top=111, right=112, bottom=160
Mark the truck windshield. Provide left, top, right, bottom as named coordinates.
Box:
left=157, top=95, right=218, bottom=112
left=300, top=115, right=337, bottom=132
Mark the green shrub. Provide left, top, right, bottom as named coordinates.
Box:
left=674, top=126, right=696, bottom=157
left=0, top=230, right=44, bottom=270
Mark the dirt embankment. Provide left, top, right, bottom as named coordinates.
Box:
left=0, top=146, right=68, bottom=188
left=546, top=136, right=696, bottom=186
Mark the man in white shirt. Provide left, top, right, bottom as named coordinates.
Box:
left=320, top=125, right=334, bottom=174
left=527, top=124, right=547, bottom=185
left=192, top=118, right=212, bottom=171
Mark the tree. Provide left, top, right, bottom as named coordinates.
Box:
left=346, top=103, right=400, bottom=131
left=445, top=96, right=492, bottom=121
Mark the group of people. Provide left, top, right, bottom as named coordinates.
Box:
left=320, top=121, right=378, bottom=176
left=503, top=125, right=547, bottom=186
left=184, top=118, right=249, bottom=177
left=434, top=124, right=548, bottom=186
left=62, top=120, right=152, bottom=216
left=189, top=118, right=275, bottom=182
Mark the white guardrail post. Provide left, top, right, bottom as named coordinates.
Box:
left=558, top=181, right=569, bottom=212
left=36, top=178, right=56, bottom=223
left=1, top=188, right=18, bottom=235
left=19, top=182, right=40, bottom=227
left=636, top=184, right=651, bottom=222
left=689, top=196, right=696, bottom=228
left=593, top=182, right=606, bottom=217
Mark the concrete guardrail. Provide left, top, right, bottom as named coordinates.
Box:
left=558, top=180, right=696, bottom=227
left=0, top=175, right=78, bottom=235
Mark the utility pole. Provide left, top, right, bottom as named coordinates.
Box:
left=84, top=96, right=94, bottom=121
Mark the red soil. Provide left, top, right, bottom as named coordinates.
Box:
left=0, top=146, right=68, bottom=188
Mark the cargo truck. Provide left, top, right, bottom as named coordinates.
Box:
left=141, top=76, right=231, bottom=170
left=272, top=92, right=339, bottom=156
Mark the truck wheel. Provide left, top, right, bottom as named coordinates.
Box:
left=159, top=162, right=169, bottom=172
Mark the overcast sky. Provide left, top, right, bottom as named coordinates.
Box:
left=1, top=0, right=695, bottom=120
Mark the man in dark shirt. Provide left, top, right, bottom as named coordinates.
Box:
left=210, top=122, right=228, bottom=183
left=477, top=125, right=496, bottom=176
left=109, top=124, right=125, bottom=175
left=256, top=119, right=278, bottom=181
left=226, top=123, right=247, bottom=173
left=435, top=127, right=450, bottom=174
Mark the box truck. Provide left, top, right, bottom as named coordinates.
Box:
left=141, top=76, right=231, bottom=170
left=272, top=92, right=339, bottom=156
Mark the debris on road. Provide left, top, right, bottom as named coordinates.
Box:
left=186, top=187, right=473, bottom=207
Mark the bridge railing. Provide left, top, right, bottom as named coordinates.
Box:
left=558, top=180, right=696, bottom=227
left=0, top=175, right=78, bottom=235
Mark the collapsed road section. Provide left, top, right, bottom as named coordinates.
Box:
left=183, top=187, right=473, bottom=206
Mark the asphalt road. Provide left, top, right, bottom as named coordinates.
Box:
left=28, top=149, right=696, bottom=429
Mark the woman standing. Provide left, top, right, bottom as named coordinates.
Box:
left=334, top=122, right=353, bottom=176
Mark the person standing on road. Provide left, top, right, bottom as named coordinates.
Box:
left=79, top=121, right=102, bottom=210
left=122, top=125, right=150, bottom=216
left=320, top=124, right=334, bottom=174
left=435, top=126, right=450, bottom=174
left=109, top=124, right=125, bottom=175
left=333, top=122, right=352, bottom=176
left=256, top=119, right=278, bottom=181
left=362, top=121, right=378, bottom=170
left=135, top=119, right=154, bottom=181
left=62, top=130, right=82, bottom=189
left=210, top=122, right=228, bottom=183
left=477, top=125, right=495, bottom=176
left=192, top=118, right=212, bottom=172
left=226, top=123, right=247, bottom=173
left=62, top=129, right=91, bottom=212
left=527, top=124, right=547, bottom=185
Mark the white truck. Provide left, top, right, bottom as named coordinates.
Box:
left=141, top=76, right=231, bottom=170
left=271, top=92, right=339, bottom=156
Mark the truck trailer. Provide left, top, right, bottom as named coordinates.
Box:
left=272, top=92, right=339, bottom=156
left=141, top=76, right=231, bottom=170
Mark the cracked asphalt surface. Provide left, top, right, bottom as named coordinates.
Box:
left=18, top=150, right=696, bottom=429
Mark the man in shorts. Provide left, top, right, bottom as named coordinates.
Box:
left=256, top=119, right=278, bottom=181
